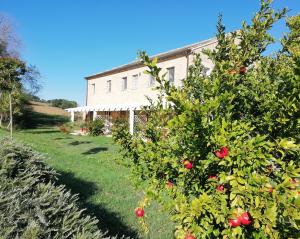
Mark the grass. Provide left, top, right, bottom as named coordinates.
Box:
left=0, top=127, right=174, bottom=239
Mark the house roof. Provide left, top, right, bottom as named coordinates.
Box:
left=85, top=37, right=217, bottom=80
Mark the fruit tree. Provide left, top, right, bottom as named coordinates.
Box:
left=113, top=1, right=300, bottom=238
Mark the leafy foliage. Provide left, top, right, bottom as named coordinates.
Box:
left=58, top=121, right=87, bottom=134
left=0, top=57, right=25, bottom=91
left=0, top=57, right=40, bottom=129
left=114, top=1, right=300, bottom=238
left=0, top=138, right=128, bottom=239
left=0, top=90, right=28, bottom=123
left=88, top=119, right=105, bottom=136
left=112, top=120, right=132, bottom=155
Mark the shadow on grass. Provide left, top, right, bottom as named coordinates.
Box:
left=18, top=110, right=69, bottom=129
left=53, top=137, right=73, bottom=140
left=69, top=141, right=92, bottom=146
left=57, top=170, right=139, bottom=238
left=25, top=129, right=61, bottom=134
left=82, top=147, right=108, bottom=155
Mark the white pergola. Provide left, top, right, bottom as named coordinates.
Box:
left=65, top=103, right=150, bottom=134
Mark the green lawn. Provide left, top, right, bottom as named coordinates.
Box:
left=0, top=127, right=174, bottom=239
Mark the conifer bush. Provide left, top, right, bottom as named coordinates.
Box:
left=113, top=1, right=300, bottom=238
left=0, top=138, right=125, bottom=239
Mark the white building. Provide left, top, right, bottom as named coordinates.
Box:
left=66, top=37, right=217, bottom=134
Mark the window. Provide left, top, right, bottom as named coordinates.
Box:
left=122, top=77, right=127, bottom=91
left=106, top=80, right=111, bottom=93
left=148, top=75, right=155, bottom=87
left=132, top=74, right=138, bottom=90
left=167, top=67, right=175, bottom=85
left=91, top=83, right=96, bottom=94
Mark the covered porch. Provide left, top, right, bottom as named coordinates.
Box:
left=65, top=103, right=150, bottom=135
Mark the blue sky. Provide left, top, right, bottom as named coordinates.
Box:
left=1, top=0, right=299, bottom=105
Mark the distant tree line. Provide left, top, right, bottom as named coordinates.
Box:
left=27, top=94, right=78, bottom=109
left=47, top=98, right=78, bottom=109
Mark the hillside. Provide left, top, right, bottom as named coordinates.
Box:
left=18, top=101, right=70, bottom=129
left=29, top=101, right=70, bottom=117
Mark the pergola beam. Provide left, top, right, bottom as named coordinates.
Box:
left=65, top=103, right=150, bottom=113
left=66, top=103, right=150, bottom=135
left=129, top=109, right=134, bottom=135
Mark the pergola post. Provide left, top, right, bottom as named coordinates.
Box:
left=93, top=110, right=97, bottom=121
left=129, top=109, right=134, bottom=135
left=82, top=112, right=86, bottom=121
left=70, top=111, right=75, bottom=122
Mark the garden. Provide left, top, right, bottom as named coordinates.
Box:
left=0, top=128, right=174, bottom=238
left=0, top=0, right=299, bottom=238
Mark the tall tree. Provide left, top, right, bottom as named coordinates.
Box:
left=0, top=13, right=20, bottom=58
left=0, top=14, right=40, bottom=133
left=0, top=57, right=26, bottom=137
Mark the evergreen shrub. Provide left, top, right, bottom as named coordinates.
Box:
left=0, top=138, right=126, bottom=239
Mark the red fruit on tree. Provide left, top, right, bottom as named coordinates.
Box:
left=239, top=212, right=252, bottom=225
left=215, top=147, right=229, bottom=159
left=184, top=234, right=196, bottom=239
left=228, top=217, right=241, bottom=227
left=166, top=181, right=174, bottom=188
left=183, top=160, right=193, bottom=169
left=208, top=175, right=217, bottom=180
left=216, top=185, right=225, bottom=192
left=239, top=66, right=247, bottom=74
left=135, top=208, right=145, bottom=217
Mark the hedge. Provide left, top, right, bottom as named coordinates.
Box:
left=0, top=138, right=127, bottom=239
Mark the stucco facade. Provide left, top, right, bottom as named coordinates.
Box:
left=85, top=37, right=217, bottom=107
left=66, top=37, right=217, bottom=134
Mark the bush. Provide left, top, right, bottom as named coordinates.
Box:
left=58, top=121, right=88, bottom=134
left=58, top=123, right=72, bottom=133
left=114, top=2, right=300, bottom=239
left=88, top=119, right=105, bottom=136
left=0, top=138, right=126, bottom=239
left=112, top=120, right=131, bottom=148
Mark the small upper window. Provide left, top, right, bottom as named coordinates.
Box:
left=91, top=83, right=96, bottom=94
left=167, top=67, right=175, bottom=85
left=132, top=74, right=138, bottom=90
left=106, top=80, right=111, bottom=93
left=122, top=77, right=127, bottom=91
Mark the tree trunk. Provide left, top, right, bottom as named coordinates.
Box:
left=9, top=93, right=12, bottom=139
